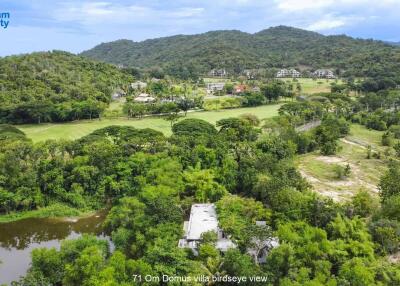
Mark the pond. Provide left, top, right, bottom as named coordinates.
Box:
left=0, top=210, right=110, bottom=285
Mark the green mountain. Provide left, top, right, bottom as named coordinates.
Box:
left=0, top=51, right=133, bottom=124
left=81, top=26, right=400, bottom=79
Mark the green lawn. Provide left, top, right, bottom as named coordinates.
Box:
left=203, top=77, right=342, bottom=95
left=346, top=124, right=384, bottom=148
left=282, top=78, right=342, bottom=94
left=203, top=77, right=230, bottom=83
left=17, top=104, right=281, bottom=142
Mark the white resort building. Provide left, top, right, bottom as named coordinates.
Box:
left=208, top=69, right=228, bottom=77
left=313, top=69, right=336, bottom=79
left=276, top=69, right=301, bottom=78
left=178, top=204, right=236, bottom=255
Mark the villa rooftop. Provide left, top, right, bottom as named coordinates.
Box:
left=186, top=204, right=218, bottom=240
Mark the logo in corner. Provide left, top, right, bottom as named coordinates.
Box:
left=0, top=12, right=10, bottom=29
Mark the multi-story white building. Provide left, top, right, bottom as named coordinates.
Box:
left=313, top=69, right=335, bottom=79
left=276, top=69, right=301, bottom=78
left=208, top=69, right=228, bottom=77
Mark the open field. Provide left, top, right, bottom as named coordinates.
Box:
left=298, top=124, right=391, bottom=201
left=203, top=77, right=230, bottom=83
left=282, top=78, right=343, bottom=94
left=204, top=77, right=342, bottom=94
left=17, top=104, right=281, bottom=142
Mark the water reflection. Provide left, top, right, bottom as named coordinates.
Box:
left=0, top=210, right=110, bottom=285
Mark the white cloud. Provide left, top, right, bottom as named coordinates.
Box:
left=167, top=8, right=205, bottom=18
left=307, top=19, right=346, bottom=31
left=276, top=0, right=334, bottom=12
left=306, top=14, right=365, bottom=31
left=54, top=2, right=205, bottom=26
left=275, top=0, right=400, bottom=13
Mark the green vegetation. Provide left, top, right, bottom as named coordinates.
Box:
left=285, top=78, right=342, bottom=94
left=0, top=203, right=85, bottom=223
left=3, top=28, right=400, bottom=286
left=81, top=26, right=400, bottom=80
left=0, top=51, right=133, bottom=124
left=3, top=88, right=400, bottom=285
left=17, top=104, right=281, bottom=141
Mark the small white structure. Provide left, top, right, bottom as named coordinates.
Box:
left=131, top=81, right=147, bottom=90
left=133, top=93, right=155, bottom=103
left=178, top=204, right=235, bottom=255
left=313, top=69, right=335, bottom=79
left=276, top=69, right=301, bottom=78
left=112, top=89, right=126, bottom=99
left=206, top=83, right=225, bottom=94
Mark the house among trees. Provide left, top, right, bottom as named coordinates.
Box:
left=206, top=82, right=225, bottom=94
left=313, top=69, right=335, bottom=79
left=111, top=89, right=126, bottom=99
left=133, top=93, right=156, bottom=103
left=208, top=69, right=228, bottom=77
left=178, top=204, right=236, bottom=255
left=246, top=221, right=280, bottom=264
left=178, top=204, right=278, bottom=264
left=243, top=69, right=262, bottom=79
left=234, top=84, right=248, bottom=94
left=131, top=81, right=147, bottom=90
left=276, top=69, right=301, bottom=78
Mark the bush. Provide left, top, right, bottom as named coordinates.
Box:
left=366, top=115, right=387, bottom=131
left=388, top=125, right=400, bottom=139
left=382, top=132, right=394, bottom=146
left=334, top=164, right=351, bottom=179
left=350, top=190, right=378, bottom=217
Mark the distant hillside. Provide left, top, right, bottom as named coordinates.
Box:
left=0, top=51, right=133, bottom=124
left=387, top=41, right=400, bottom=47
left=81, top=26, right=400, bottom=79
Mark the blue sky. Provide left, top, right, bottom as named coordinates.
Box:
left=1, top=0, right=400, bottom=56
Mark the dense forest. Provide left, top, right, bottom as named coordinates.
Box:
left=2, top=82, right=400, bottom=284
left=81, top=26, right=400, bottom=80
left=0, top=51, right=133, bottom=124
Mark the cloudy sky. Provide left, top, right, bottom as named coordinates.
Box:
left=1, top=0, right=400, bottom=56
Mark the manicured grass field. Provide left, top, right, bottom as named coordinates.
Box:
left=17, top=104, right=281, bottom=142
left=203, top=77, right=229, bottom=83
left=282, top=78, right=342, bottom=94
left=204, top=77, right=342, bottom=94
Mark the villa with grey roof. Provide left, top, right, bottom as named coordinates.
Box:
left=178, top=204, right=279, bottom=264
left=178, top=204, right=236, bottom=255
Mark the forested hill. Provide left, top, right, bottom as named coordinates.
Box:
left=81, top=26, right=400, bottom=79
left=0, top=51, right=133, bottom=124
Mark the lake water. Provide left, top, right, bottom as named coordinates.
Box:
left=0, top=211, right=110, bottom=285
